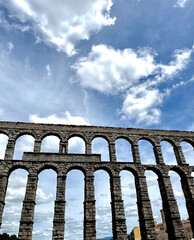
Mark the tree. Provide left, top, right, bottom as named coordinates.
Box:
left=0, top=233, right=18, bottom=240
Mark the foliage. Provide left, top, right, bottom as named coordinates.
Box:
left=0, top=233, right=18, bottom=240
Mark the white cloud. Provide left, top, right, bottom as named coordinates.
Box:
left=36, top=188, right=54, bottom=204
left=0, top=9, right=30, bottom=32
left=29, top=112, right=90, bottom=151
left=29, top=111, right=90, bottom=126
left=174, top=190, right=183, bottom=197
left=122, top=86, right=163, bottom=125
left=45, top=64, right=51, bottom=77
left=73, top=44, right=157, bottom=94
left=156, top=47, right=193, bottom=84
left=7, top=41, right=14, bottom=54
left=73, top=44, right=193, bottom=125
left=1, top=0, right=115, bottom=55
left=174, top=0, right=189, bottom=8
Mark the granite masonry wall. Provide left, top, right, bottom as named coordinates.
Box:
left=0, top=121, right=193, bottom=240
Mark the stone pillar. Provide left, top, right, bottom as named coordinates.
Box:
left=110, top=175, right=127, bottom=240
left=131, top=144, right=141, bottom=163
left=153, top=145, right=165, bottom=165
left=85, top=142, right=92, bottom=154
left=18, top=174, right=38, bottom=240
left=4, top=139, right=15, bottom=160
left=109, top=142, right=116, bottom=162
left=180, top=175, right=194, bottom=235
left=0, top=174, right=8, bottom=228
left=84, top=174, right=96, bottom=240
left=59, top=141, right=68, bottom=154
left=52, top=174, right=66, bottom=240
left=135, top=176, right=157, bottom=240
left=33, top=139, right=41, bottom=152
left=174, top=144, right=187, bottom=165
left=158, top=175, right=186, bottom=239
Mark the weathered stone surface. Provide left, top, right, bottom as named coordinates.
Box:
left=0, top=121, right=193, bottom=240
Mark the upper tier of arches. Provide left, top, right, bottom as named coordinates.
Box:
left=0, top=123, right=193, bottom=166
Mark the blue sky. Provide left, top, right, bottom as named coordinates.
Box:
left=0, top=0, right=194, bottom=239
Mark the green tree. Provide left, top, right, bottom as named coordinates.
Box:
left=0, top=233, right=18, bottom=240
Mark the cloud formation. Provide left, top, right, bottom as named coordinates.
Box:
left=29, top=111, right=90, bottom=125
left=73, top=45, right=157, bottom=94
left=174, top=0, right=189, bottom=8
left=73, top=44, right=193, bottom=125
left=0, top=0, right=115, bottom=55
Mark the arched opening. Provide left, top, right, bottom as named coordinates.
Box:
left=64, top=170, right=84, bottom=240
left=145, top=171, right=163, bottom=224
left=0, top=169, right=28, bottom=235
left=41, top=136, right=60, bottom=153
left=120, top=170, right=138, bottom=237
left=192, top=172, right=194, bottom=177
left=180, top=141, right=194, bottom=165
left=68, top=137, right=85, bottom=154
left=13, top=135, right=34, bottom=160
left=115, top=139, right=133, bottom=162
left=32, top=170, right=57, bottom=240
left=94, top=170, right=112, bottom=239
left=0, top=133, right=8, bottom=159
left=160, top=141, right=177, bottom=165
left=138, top=140, right=156, bottom=164
left=169, top=170, right=194, bottom=238
left=92, top=137, right=109, bottom=161
left=169, top=171, right=189, bottom=221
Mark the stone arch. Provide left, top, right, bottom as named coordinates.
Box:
left=180, top=138, right=194, bottom=147
left=15, top=131, right=36, bottom=141
left=115, top=135, right=134, bottom=145
left=40, top=132, right=62, bottom=141
left=119, top=169, right=138, bottom=236
left=91, top=134, right=110, bottom=143
left=68, top=135, right=86, bottom=154
left=145, top=170, right=163, bottom=226
left=94, top=169, right=112, bottom=239
left=120, top=166, right=139, bottom=179
left=180, top=140, right=194, bottom=165
left=65, top=169, right=85, bottom=240
left=66, top=165, right=86, bottom=176
left=92, top=137, right=110, bottom=161
left=138, top=136, right=156, bottom=147
left=160, top=137, right=177, bottom=147
left=94, top=166, right=113, bottom=178
left=33, top=169, right=57, bottom=240
left=37, top=164, right=59, bottom=175
left=160, top=140, right=177, bottom=165
left=8, top=165, right=30, bottom=177
left=169, top=166, right=194, bottom=234
left=67, top=133, right=87, bottom=144
left=146, top=166, right=163, bottom=178
left=41, top=135, right=60, bottom=153
left=138, top=139, right=156, bottom=164
left=0, top=130, right=9, bottom=137
left=13, top=134, right=35, bottom=160
left=169, top=165, right=188, bottom=178
left=115, top=137, right=133, bottom=162
left=168, top=170, right=190, bottom=221
left=1, top=168, right=28, bottom=236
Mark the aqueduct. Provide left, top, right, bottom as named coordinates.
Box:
left=0, top=121, right=193, bottom=240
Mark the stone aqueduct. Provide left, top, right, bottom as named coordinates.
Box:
left=0, top=121, right=193, bottom=240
